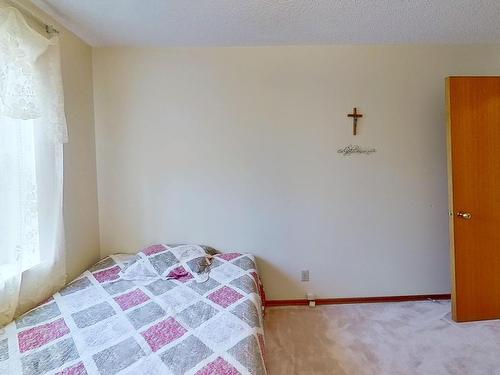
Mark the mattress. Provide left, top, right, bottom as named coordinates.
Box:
left=0, top=246, right=267, bottom=375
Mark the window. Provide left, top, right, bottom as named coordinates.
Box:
left=0, top=4, right=68, bottom=325
left=0, top=117, right=40, bottom=272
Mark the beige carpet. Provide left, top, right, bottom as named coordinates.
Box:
left=264, top=301, right=500, bottom=375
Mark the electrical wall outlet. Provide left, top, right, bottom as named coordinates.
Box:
left=307, top=293, right=316, bottom=307
left=301, top=270, right=309, bottom=282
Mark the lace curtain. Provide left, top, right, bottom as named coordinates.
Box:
left=0, top=4, right=68, bottom=326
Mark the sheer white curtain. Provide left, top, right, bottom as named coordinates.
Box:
left=0, top=3, right=68, bottom=326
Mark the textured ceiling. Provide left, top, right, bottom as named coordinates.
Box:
left=31, top=0, right=500, bottom=47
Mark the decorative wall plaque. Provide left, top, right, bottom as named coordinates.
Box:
left=337, top=144, right=377, bottom=156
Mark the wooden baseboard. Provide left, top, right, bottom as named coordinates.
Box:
left=265, top=293, right=451, bottom=307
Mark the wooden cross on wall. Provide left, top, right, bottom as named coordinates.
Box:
left=347, top=107, right=363, bottom=135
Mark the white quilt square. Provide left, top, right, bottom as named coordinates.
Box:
left=59, top=286, right=106, bottom=312
left=76, top=315, right=130, bottom=353
left=120, top=354, right=168, bottom=375
left=209, top=263, right=245, bottom=284
left=159, top=286, right=200, bottom=315
left=195, top=312, right=247, bottom=350
left=169, top=245, right=205, bottom=261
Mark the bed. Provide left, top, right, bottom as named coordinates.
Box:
left=0, top=245, right=267, bottom=375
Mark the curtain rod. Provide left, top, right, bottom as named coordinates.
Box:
left=5, top=0, right=59, bottom=35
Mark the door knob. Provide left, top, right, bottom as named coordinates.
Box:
left=456, top=212, right=472, bottom=220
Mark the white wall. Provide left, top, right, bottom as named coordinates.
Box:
left=59, top=30, right=101, bottom=280
left=17, top=0, right=101, bottom=281
left=93, top=45, right=500, bottom=300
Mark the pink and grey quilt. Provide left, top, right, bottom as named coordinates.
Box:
left=0, top=245, right=267, bottom=375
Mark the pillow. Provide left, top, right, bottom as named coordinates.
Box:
left=120, top=244, right=216, bottom=282
left=167, top=244, right=220, bottom=256
left=119, top=244, right=169, bottom=281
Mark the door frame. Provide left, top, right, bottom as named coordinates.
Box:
left=445, top=77, right=458, bottom=320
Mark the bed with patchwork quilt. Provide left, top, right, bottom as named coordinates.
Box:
left=0, top=245, right=267, bottom=375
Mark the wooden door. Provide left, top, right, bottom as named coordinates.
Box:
left=447, top=77, right=500, bottom=322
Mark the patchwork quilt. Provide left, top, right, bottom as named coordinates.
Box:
left=0, top=245, right=267, bottom=375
